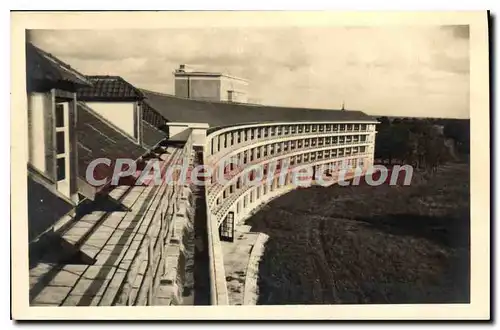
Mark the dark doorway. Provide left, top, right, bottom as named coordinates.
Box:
left=219, top=212, right=235, bottom=242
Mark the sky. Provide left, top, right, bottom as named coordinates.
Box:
left=28, top=26, right=470, bottom=118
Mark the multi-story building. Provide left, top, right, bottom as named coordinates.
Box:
left=26, top=43, right=378, bottom=306
left=174, top=64, right=249, bottom=103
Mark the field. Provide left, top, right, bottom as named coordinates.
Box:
left=245, top=163, right=470, bottom=304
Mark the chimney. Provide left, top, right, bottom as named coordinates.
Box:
left=178, top=64, right=185, bottom=72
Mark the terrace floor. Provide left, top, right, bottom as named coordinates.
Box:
left=220, top=224, right=260, bottom=305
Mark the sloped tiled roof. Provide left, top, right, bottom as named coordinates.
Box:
left=141, top=89, right=377, bottom=131
left=143, top=101, right=168, bottom=127
left=77, top=76, right=145, bottom=101
left=141, top=120, right=167, bottom=149
left=26, top=43, right=91, bottom=89
left=77, top=102, right=147, bottom=185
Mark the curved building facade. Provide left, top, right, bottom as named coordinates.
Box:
left=203, top=121, right=377, bottom=232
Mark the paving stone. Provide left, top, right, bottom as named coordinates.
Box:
left=62, top=264, right=89, bottom=275
left=47, top=269, right=81, bottom=287
left=80, top=246, right=101, bottom=259
left=95, top=226, right=116, bottom=235
left=98, top=270, right=127, bottom=306
left=82, top=265, right=116, bottom=280
left=29, top=263, right=54, bottom=277
left=100, top=244, right=126, bottom=253
left=62, top=294, right=100, bottom=306
left=94, top=253, right=122, bottom=266
left=31, top=285, right=73, bottom=305
left=70, top=221, right=95, bottom=229
left=70, top=279, right=109, bottom=297
left=83, top=237, right=107, bottom=249
left=91, top=231, right=115, bottom=240
left=82, top=211, right=106, bottom=221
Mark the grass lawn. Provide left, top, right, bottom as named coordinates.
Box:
left=245, top=162, right=470, bottom=304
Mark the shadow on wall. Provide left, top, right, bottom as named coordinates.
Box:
left=27, top=177, right=73, bottom=242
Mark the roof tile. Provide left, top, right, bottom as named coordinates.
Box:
left=26, top=43, right=91, bottom=89
left=77, top=76, right=144, bottom=101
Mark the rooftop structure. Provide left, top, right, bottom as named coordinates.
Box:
left=173, top=64, right=249, bottom=103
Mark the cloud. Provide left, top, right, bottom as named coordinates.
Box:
left=27, top=26, right=469, bottom=118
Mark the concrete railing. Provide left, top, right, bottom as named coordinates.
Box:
left=205, top=209, right=230, bottom=305
left=207, top=144, right=370, bottom=207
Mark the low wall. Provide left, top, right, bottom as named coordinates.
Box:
left=243, top=233, right=269, bottom=305
left=206, top=205, right=230, bottom=305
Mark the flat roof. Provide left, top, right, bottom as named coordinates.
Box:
left=174, top=71, right=249, bottom=82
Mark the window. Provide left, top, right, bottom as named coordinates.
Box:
left=55, top=104, right=65, bottom=128
left=57, top=157, right=66, bottom=181
left=56, top=131, right=65, bottom=154
left=55, top=102, right=68, bottom=183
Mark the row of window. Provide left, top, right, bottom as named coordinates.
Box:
left=210, top=122, right=374, bottom=155
left=217, top=140, right=368, bottom=177
left=214, top=151, right=368, bottom=206
left=223, top=156, right=366, bottom=219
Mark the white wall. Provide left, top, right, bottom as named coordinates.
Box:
left=86, top=102, right=136, bottom=139
left=168, top=122, right=209, bottom=145
left=191, top=127, right=207, bottom=147
left=168, top=124, right=191, bottom=141
left=27, top=92, right=50, bottom=174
